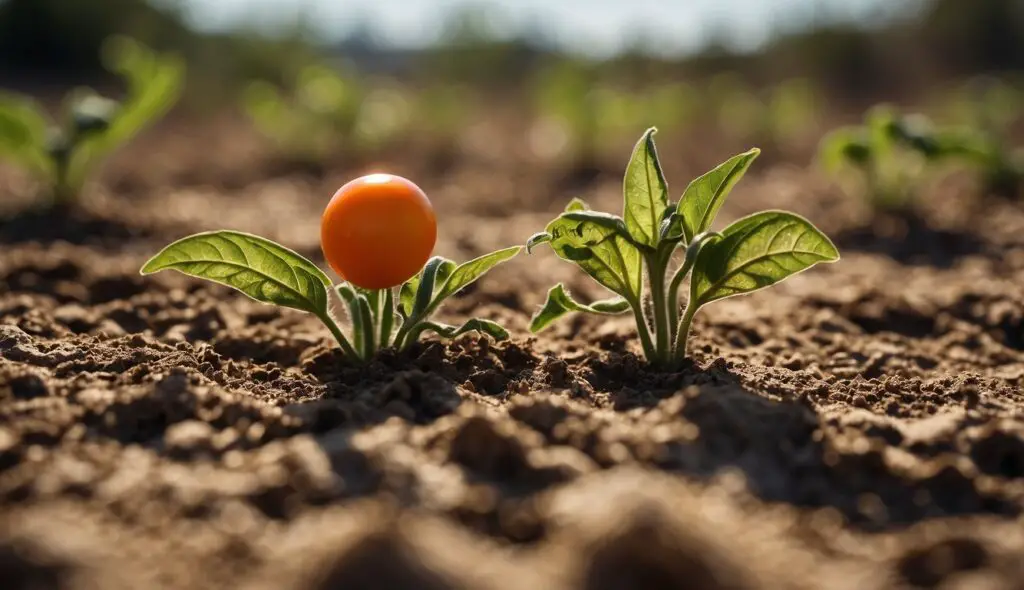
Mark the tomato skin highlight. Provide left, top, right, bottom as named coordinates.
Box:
left=321, top=174, right=437, bottom=290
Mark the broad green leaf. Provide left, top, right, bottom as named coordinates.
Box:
left=529, top=283, right=631, bottom=332
left=690, top=211, right=839, bottom=308
left=416, top=318, right=509, bottom=342
left=434, top=246, right=522, bottom=302
left=141, top=231, right=332, bottom=316
left=545, top=213, right=642, bottom=299
left=0, top=92, right=51, bottom=174
left=677, top=148, right=759, bottom=243
left=622, top=127, right=668, bottom=247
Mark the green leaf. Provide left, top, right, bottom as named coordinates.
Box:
left=140, top=231, right=332, bottom=316
left=401, top=256, right=456, bottom=318
left=68, top=38, right=184, bottom=191
left=529, top=283, right=631, bottom=332
left=562, top=210, right=634, bottom=242
left=336, top=284, right=366, bottom=353
left=565, top=197, right=589, bottom=212
left=622, top=127, right=669, bottom=247
left=526, top=232, right=552, bottom=254
left=545, top=213, right=643, bottom=299
left=416, top=318, right=509, bottom=342
left=0, top=92, right=51, bottom=174
left=818, top=127, right=873, bottom=172
left=689, top=211, right=839, bottom=309
left=677, top=148, right=760, bottom=243
left=434, top=246, right=522, bottom=302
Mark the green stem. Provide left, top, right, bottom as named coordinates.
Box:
left=673, top=303, right=699, bottom=361
left=392, top=315, right=417, bottom=351
left=646, top=252, right=670, bottom=365
left=319, top=312, right=360, bottom=359
left=379, top=288, right=394, bottom=348
left=356, top=296, right=375, bottom=359
left=52, top=152, right=74, bottom=207
left=629, top=297, right=657, bottom=362
left=667, top=252, right=693, bottom=346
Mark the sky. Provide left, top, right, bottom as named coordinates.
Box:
left=173, top=0, right=922, bottom=57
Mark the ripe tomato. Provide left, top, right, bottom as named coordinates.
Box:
left=321, top=173, right=437, bottom=290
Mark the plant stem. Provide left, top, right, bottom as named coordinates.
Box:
left=646, top=253, right=670, bottom=365
left=673, top=303, right=698, bottom=361
left=319, top=312, right=360, bottom=358
left=629, top=298, right=657, bottom=362
left=379, top=288, right=394, bottom=348
left=356, top=296, right=375, bottom=359
left=667, top=252, right=694, bottom=345
left=52, top=152, right=74, bottom=208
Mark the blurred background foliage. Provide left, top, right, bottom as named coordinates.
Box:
left=0, top=0, right=1021, bottom=204
left=2, top=0, right=1021, bottom=102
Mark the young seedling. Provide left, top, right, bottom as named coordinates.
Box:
left=527, top=128, right=839, bottom=366
left=0, top=36, right=184, bottom=208
left=819, top=105, right=952, bottom=211
left=922, top=79, right=1023, bottom=198
left=822, top=104, right=1024, bottom=206
left=933, top=129, right=1024, bottom=198
left=243, top=64, right=412, bottom=163
left=140, top=174, right=520, bottom=361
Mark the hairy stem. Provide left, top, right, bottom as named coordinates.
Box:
left=319, top=312, right=360, bottom=359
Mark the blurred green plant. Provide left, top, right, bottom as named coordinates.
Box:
left=530, top=60, right=699, bottom=164
left=408, top=84, right=474, bottom=152
left=0, top=36, right=184, bottom=208
left=938, top=77, right=1023, bottom=196
left=819, top=106, right=941, bottom=211
left=711, top=74, right=822, bottom=147
left=822, top=104, right=1023, bottom=209
left=243, top=63, right=415, bottom=162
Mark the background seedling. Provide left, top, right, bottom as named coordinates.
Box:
left=528, top=128, right=838, bottom=366
left=711, top=75, right=823, bottom=149
left=819, top=105, right=942, bottom=211
left=140, top=231, right=520, bottom=362
left=927, top=78, right=1023, bottom=197
left=243, top=63, right=417, bottom=164
left=822, top=103, right=1024, bottom=208
left=0, top=36, right=183, bottom=208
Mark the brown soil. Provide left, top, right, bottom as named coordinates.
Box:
left=2, top=123, right=1024, bottom=590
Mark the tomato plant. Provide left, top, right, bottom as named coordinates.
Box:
left=141, top=175, right=520, bottom=361
left=527, top=128, right=839, bottom=367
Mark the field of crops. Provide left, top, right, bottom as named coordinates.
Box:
left=2, top=10, right=1024, bottom=589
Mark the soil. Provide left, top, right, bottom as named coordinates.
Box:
left=2, top=120, right=1024, bottom=590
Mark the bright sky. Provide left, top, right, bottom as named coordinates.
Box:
left=174, top=0, right=922, bottom=56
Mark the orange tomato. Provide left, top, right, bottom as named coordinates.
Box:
left=321, top=173, right=437, bottom=290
